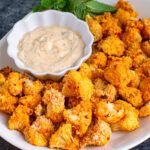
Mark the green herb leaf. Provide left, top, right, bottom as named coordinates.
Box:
left=53, top=0, right=68, bottom=10
left=85, top=0, right=117, bottom=14
left=32, top=5, right=47, bottom=12
left=41, top=0, right=55, bottom=8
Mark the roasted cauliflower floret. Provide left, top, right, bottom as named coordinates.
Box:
left=62, top=71, right=93, bottom=101
left=115, top=0, right=138, bottom=17
left=66, top=97, right=81, bottom=108
left=128, top=70, right=140, bottom=88
left=95, top=101, right=124, bottom=124
left=93, top=78, right=117, bottom=102
left=141, top=40, right=150, bottom=57
left=142, top=18, right=150, bottom=40
left=23, top=79, right=43, bottom=95
left=42, top=88, right=65, bottom=123
left=104, top=61, right=130, bottom=87
left=119, top=87, right=143, bottom=107
left=139, top=77, right=150, bottom=102
left=19, top=94, right=41, bottom=109
left=122, top=28, right=142, bottom=48
left=49, top=124, right=79, bottom=150
left=98, top=35, right=125, bottom=56
left=8, top=105, right=32, bottom=132
left=94, top=12, right=122, bottom=37
left=80, top=119, right=111, bottom=147
left=79, top=63, right=92, bottom=79
left=87, top=52, right=107, bottom=69
left=7, top=72, right=24, bottom=96
left=86, top=15, right=102, bottom=42
left=0, top=73, right=5, bottom=85
left=34, top=104, right=46, bottom=117
left=139, top=101, right=150, bottom=117
left=24, top=115, right=54, bottom=146
left=111, top=100, right=139, bottom=131
left=63, top=100, right=92, bottom=136
left=0, top=85, right=18, bottom=114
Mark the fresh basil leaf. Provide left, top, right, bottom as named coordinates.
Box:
left=85, top=0, right=117, bottom=14
left=32, top=5, right=47, bottom=12
left=41, top=0, right=55, bottom=8
left=53, top=0, right=68, bottom=10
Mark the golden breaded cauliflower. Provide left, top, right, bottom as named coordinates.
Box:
left=95, top=101, right=124, bottom=124
left=141, top=40, right=150, bottom=57
left=93, top=78, right=117, bottom=102
left=23, top=79, right=43, bottom=95
left=8, top=105, right=32, bottom=132
left=0, top=73, right=5, bottom=85
left=122, top=28, right=142, bottom=48
left=62, top=71, right=93, bottom=101
left=119, top=87, right=143, bottom=107
left=63, top=100, right=92, bottom=136
left=86, top=15, right=102, bottom=42
left=19, top=94, right=41, bottom=109
left=7, top=72, right=24, bottom=96
left=0, top=84, right=18, bottom=114
left=104, top=61, right=130, bottom=87
left=49, top=124, right=79, bottom=150
left=79, top=63, right=92, bottom=79
left=139, top=101, right=150, bottom=117
left=94, top=12, right=122, bottom=37
left=115, top=0, right=138, bottom=17
left=98, top=35, right=125, bottom=56
left=87, top=52, right=107, bottom=69
left=139, top=77, right=150, bottom=102
left=24, top=115, right=54, bottom=146
left=66, top=97, right=81, bottom=108
left=128, top=70, right=140, bottom=88
left=111, top=100, right=139, bottom=131
left=34, top=104, right=46, bottom=117
left=80, top=119, right=111, bottom=147
left=126, top=19, right=143, bottom=31
left=142, top=18, right=150, bottom=40
left=42, top=88, right=65, bottom=123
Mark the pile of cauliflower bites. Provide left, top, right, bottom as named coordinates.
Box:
left=0, top=0, right=150, bottom=149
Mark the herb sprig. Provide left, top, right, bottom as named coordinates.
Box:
left=32, top=0, right=116, bottom=20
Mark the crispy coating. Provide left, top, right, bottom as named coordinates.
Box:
left=111, top=100, right=139, bottom=131
left=95, top=101, right=124, bottom=124
left=126, top=43, right=147, bottom=68
left=8, top=105, right=32, bottom=132
left=19, top=94, right=41, bottom=109
left=94, top=12, right=122, bottom=37
left=139, top=77, right=150, bottom=102
left=7, top=72, right=24, bottom=96
left=63, top=100, right=92, bottom=136
left=42, top=88, right=65, bottom=123
left=34, top=104, right=46, bottom=117
left=93, top=78, right=117, bottom=102
left=24, top=115, right=54, bottom=146
left=114, top=8, right=131, bottom=26
left=128, top=70, right=140, bottom=88
left=139, top=101, right=150, bottom=117
left=0, top=84, right=18, bottom=114
left=115, top=0, right=138, bottom=17
left=141, top=40, right=150, bottom=57
left=23, top=79, right=43, bottom=95
left=43, top=89, right=64, bottom=123
left=119, top=87, right=143, bottom=107
left=142, top=18, right=150, bottom=40
left=0, top=67, right=12, bottom=77
left=86, top=52, right=107, bottom=69
left=79, top=63, right=92, bottom=79
left=126, top=19, right=143, bottom=31
left=104, top=61, right=131, bottom=87
left=122, top=28, right=142, bottom=48
left=49, top=123, right=79, bottom=150
left=62, top=71, right=93, bottom=101
left=98, top=35, right=125, bottom=56
left=86, top=15, right=102, bottom=42
left=0, top=73, right=5, bottom=85
left=80, top=119, right=111, bottom=147
left=66, top=97, right=81, bottom=108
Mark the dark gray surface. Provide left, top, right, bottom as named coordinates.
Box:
left=0, top=0, right=150, bottom=150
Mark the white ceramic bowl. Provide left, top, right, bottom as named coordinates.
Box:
left=7, top=10, right=94, bottom=81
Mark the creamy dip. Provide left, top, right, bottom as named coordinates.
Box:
left=18, top=26, right=85, bottom=73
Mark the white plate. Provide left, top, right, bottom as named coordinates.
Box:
left=0, top=0, right=150, bottom=150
